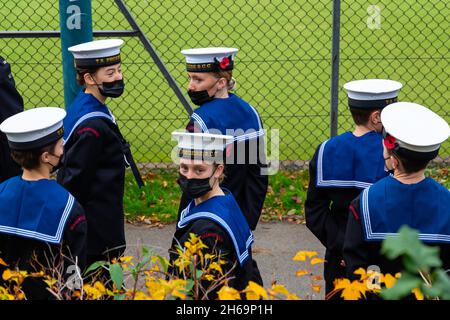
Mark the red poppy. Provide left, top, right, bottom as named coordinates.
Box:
left=383, top=134, right=397, bottom=150
left=219, top=57, right=230, bottom=70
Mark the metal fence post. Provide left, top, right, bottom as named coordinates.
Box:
left=59, top=0, right=93, bottom=108
left=330, top=0, right=341, bottom=138
left=114, top=0, right=194, bottom=116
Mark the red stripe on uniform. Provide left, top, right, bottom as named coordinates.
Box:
left=200, top=232, right=223, bottom=243
left=76, top=127, right=100, bottom=138
left=69, top=215, right=87, bottom=231
left=349, top=204, right=360, bottom=221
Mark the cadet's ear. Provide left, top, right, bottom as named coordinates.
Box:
left=40, top=151, right=51, bottom=164
left=214, top=164, right=224, bottom=178
left=217, top=77, right=228, bottom=91
left=84, top=73, right=96, bottom=86
left=370, top=110, right=381, bottom=125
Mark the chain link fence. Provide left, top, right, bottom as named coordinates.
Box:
left=0, top=0, right=448, bottom=168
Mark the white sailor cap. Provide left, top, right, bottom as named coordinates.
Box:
left=381, top=102, right=450, bottom=157
left=69, top=39, right=124, bottom=69
left=172, top=131, right=234, bottom=161
left=0, top=107, right=66, bottom=150
left=344, top=79, right=403, bottom=109
left=181, top=47, right=238, bottom=72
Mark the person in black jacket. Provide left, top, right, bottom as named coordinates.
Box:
left=305, top=79, right=403, bottom=295
left=0, top=107, right=87, bottom=300
left=169, top=132, right=263, bottom=299
left=178, top=47, right=268, bottom=232
left=343, top=102, right=450, bottom=290
left=57, top=39, right=142, bottom=267
left=0, top=56, right=23, bottom=182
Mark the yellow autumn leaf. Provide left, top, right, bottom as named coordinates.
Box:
left=2, top=269, right=14, bottom=281
left=312, top=276, right=323, bottom=281
left=310, top=258, right=326, bottom=265
left=295, top=270, right=309, bottom=277
left=269, top=284, right=290, bottom=297
left=93, top=281, right=106, bottom=294
left=209, top=262, right=223, bottom=275
left=204, top=253, right=215, bottom=260
left=169, top=279, right=188, bottom=300
left=218, top=259, right=227, bottom=265
left=311, top=284, right=321, bottom=293
left=353, top=268, right=367, bottom=281
left=0, top=258, right=8, bottom=267
left=0, top=287, right=14, bottom=300
left=204, top=274, right=215, bottom=281
left=133, top=291, right=151, bottom=300
left=218, top=286, right=241, bottom=300
left=382, top=273, right=398, bottom=289
left=119, top=256, right=133, bottom=264
left=15, top=292, right=25, bottom=300
left=287, top=293, right=301, bottom=300
left=150, top=264, right=160, bottom=273
left=171, top=289, right=187, bottom=300
left=2, top=269, right=27, bottom=285
left=333, top=279, right=368, bottom=300
left=145, top=279, right=168, bottom=300
left=412, top=288, right=424, bottom=300
left=83, top=284, right=103, bottom=300
left=44, top=278, right=57, bottom=287
left=293, top=251, right=318, bottom=261
left=245, top=281, right=268, bottom=300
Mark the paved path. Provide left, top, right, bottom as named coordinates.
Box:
left=125, top=221, right=326, bottom=299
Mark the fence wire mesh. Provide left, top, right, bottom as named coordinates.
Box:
left=0, top=0, right=448, bottom=167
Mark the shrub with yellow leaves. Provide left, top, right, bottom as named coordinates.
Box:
left=327, top=268, right=401, bottom=300
left=1, top=234, right=322, bottom=300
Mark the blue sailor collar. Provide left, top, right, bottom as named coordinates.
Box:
left=0, top=176, right=75, bottom=244
left=177, top=189, right=254, bottom=266
left=316, top=131, right=388, bottom=189
left=360, top=175, right=450, bottom=243
left=191, top=94, right=264, bottom=143
left=63, top=90, right=116, bottom=143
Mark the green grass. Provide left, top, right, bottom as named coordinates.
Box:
left=0, top=0, right=448, bottom=163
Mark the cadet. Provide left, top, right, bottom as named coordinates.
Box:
left=305, top=79, right=403, bottom=295
left=169, top=132, right=263, bottom=299
left=179, top=47, right=268, bottom=231
left=0, top=107, right=87, bottom=299
left=344, top=102, right=450, bottom=284
left=0, top=56, right=23, bottom=182
left=57, top=39, right=142, bottom=267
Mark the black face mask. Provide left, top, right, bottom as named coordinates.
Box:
left=188, top=89, right=214, bottom=106
left=98, top=79, right=125, bottom=98
left=177, top=173, right=214, bottom=199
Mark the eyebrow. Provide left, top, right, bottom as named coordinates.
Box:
left=105, top=68, right=116, bottom=73
left=180, top=164, right=206, bottom=170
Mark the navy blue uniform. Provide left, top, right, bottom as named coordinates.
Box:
left=57, top=91, right=129, bottom=264
left=305, top=131, right=389, bottom=294
left=181, top=93, right=268, bottom=231
left=170, top=189, right=262, bottom=299
left=344, top=175, right=450, bottom=281
left=0, top=177, right=87, bottom=299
